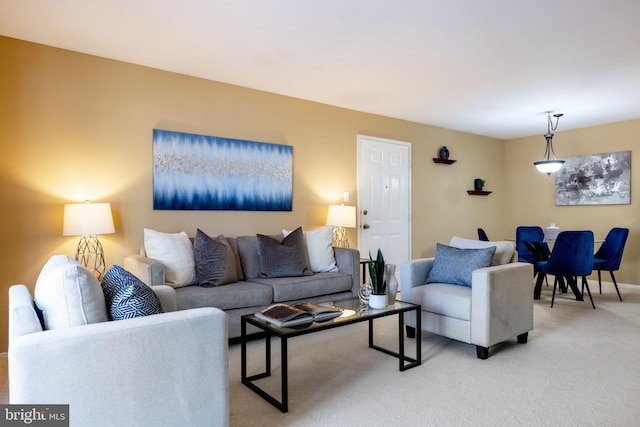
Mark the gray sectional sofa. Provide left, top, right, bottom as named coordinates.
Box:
left=124, top=229, right=360, bottom=338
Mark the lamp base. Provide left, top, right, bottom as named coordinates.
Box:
left=332, top=226, right=350, bottom=248
left=75, top=235, right=107, bottom=280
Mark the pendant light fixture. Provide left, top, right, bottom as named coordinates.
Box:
left=534, top=111, right=564, bottom=175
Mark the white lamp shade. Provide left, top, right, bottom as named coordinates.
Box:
left=325, top=205, right=356, bottom=228
left=534, top=160, right=564, bottom=174
left=63, top=202, right=115, bottom=236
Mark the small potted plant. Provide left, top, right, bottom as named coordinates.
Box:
left=368, top=249, right=387, bottom=309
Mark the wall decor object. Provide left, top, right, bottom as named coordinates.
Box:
left=555, top=150, right=630, bottom=206
left=153, top=129, right=292, bottom=211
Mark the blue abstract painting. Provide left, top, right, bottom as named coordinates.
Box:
left=153, top=129, right=292, bottom=211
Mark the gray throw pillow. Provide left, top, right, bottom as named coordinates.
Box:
left=193, top=229, right=238, bottom=287
left=257, top=227, right=313, bottom=278
left=426, top=243, right=496, bottom=287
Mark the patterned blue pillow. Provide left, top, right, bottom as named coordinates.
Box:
left=101, top=265, right=163, bottom=320
left=426, top=243, right=496, bottom=287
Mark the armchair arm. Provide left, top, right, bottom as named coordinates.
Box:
left=471, top=262, right=534, bottom=348
left=400, top=258, right=435, bottom=296
left=9, top=307, right=229, bottom=427
left=9, top=285, right=43, bottom=344
left=123, top=254, right=165, bottom=286
left=334, top=247, right=361, bottom=295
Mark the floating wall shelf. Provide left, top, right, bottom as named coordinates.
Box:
left=432, top=158, right=456, bottom=165
left=467, top=190, right=492, bottom=196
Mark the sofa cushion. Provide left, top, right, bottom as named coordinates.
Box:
left=283, top=226, right=339, bottom=273
left=144, top=228, right=196, bottom=288
left=449, top=236, right=516, bottom=265
left=193, top=229, right=238, bottom=287
left=226, top=237, right=245, bottom=280
left=249, top=272, right=352, bottom=302
left=426, top=243, right=496, bottom=287
left=174, top=280, right=273, bottom=311
left=237, top=235, right=281, bottom=279
left=101, top=265, right=164, bottom=320
left=34, top=255, right=108, bottom=330
left=409, top=282, right=472, bottom=321
left=257, top=227, right=313, bottom=278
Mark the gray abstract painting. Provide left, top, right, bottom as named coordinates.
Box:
left=555, top=151, right=631, bottom=205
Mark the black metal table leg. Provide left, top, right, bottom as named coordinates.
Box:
left=368, top=305, right=421, bottom=370
left=281, top=337, right=288, bottom=413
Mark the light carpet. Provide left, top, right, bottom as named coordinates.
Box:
left=228, top=282, right=640, bottom=426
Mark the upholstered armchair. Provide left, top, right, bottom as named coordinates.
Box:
left=9, top=256, right=230, bottom=427
left=400, top=237, right=534, bottom=359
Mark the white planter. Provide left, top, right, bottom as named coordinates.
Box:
left=368, top=294, right=387, bottom=309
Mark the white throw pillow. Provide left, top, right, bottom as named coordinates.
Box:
left=34, top=255, right=108, bottom=330
left=144, top=229, right=196, bottom=287
left=283, top=226, right=339, bottom=273
left=449, top=236, right=516, bottom=266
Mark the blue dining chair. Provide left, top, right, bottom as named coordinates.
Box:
left=516, top=226, right=550, bottom=264
left=517, top=226, right=551, bottom=289
left=477, top=228, right=490, bottom=241
left=593, top=227, right=629, bottom=301
left=535, top=230, right=595, bottom=309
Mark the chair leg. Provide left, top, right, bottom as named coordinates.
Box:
left=582, top=276, right=596, bottom=309
left=610, top=271, right=623, bottom=302
left=597, top=270, right=602, bottom=294
left=551, top=277, right=559, bottom=307
left=476, top=346, right=489, bottom=360
left=534, top=271, right=546, bottom=299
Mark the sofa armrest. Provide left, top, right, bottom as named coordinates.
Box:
left=400, top=258, right=435, bottom=296
left=124, top=254, right=165, bottom=286
left=471, top=262, right=534, bottom=347
left=9, top=307, right=229, bottom=427
left=152, top=285, right=177, bottom=312
left=334, top=247, right=361, bottom=295
left=8, top=285, right=44, bottom=344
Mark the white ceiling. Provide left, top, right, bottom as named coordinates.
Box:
left=2, top=0, right=640, bottom=139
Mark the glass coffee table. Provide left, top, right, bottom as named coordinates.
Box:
left=241, top=297, right=421, bottom=412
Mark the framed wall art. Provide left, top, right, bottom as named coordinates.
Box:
left=153, top=129, right=293, bottom=211
left=555, top=150, right=631, bottom=206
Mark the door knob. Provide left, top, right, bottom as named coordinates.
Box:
left=363, top=210, right=368, bottom=215
left=363, top=224, right=370, bottom=229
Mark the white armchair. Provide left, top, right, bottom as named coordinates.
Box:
left=400, top=239, right=533, bottom=359
left=9, top=284, right=230, bottom=427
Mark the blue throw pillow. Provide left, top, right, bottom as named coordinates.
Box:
left=101, top=265, right=164, bottom=320
left=426, top=243, right=496, bottom=287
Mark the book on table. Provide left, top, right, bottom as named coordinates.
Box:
left=255, top=302, right=343, bottom=327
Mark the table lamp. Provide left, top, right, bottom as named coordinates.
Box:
left=63, top=201, right=115, bottom=280
left=325, top=204, right=356, bottom=248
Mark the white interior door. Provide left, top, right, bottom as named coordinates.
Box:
left=357, top=135, right=411, bottom=269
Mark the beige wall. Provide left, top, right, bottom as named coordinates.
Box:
left=3, top=36, right=637, bottom=352
left=0, top=37, right=506, bottom=351
left=504, top=119, right=640, bottom=284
